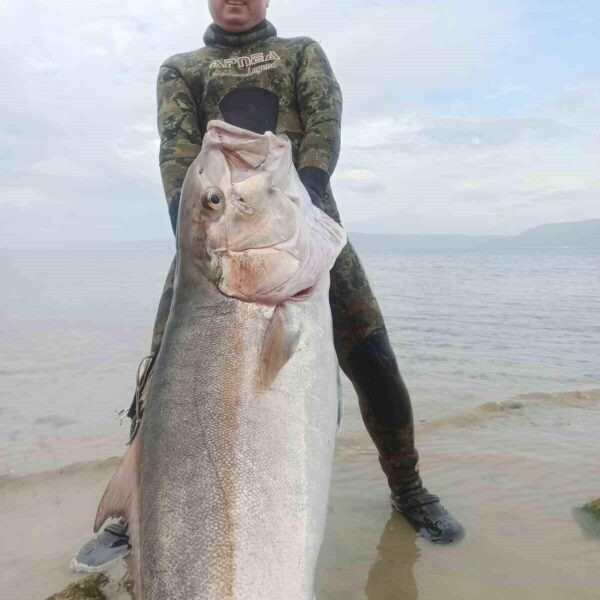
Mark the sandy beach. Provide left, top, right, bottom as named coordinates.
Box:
left=2, top=387, right=599, bottom=600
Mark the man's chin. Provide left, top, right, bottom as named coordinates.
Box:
left=218, top=17, right=261, bottom=33
left=220, top=22, right=248, bottom=32
left=220, top=7, right=248, bottom=24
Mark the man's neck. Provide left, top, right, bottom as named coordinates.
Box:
left=211, top=19, right=267, bottom=36
left=203, top=19, right=276, bottom=48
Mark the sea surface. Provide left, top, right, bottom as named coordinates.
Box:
left=1, top=241, right=599, bottom=599
left=1, top=241, right=598, bottom=463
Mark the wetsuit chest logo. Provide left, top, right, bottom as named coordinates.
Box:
left=209, top=52, right=281, bottom=77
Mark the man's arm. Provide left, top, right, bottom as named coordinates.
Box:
left=295, top=41, right=343, bottom=209
left=157, top=64, right=203, bottom=233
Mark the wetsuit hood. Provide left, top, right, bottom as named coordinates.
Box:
left=203, top=19, right=277, bottom=48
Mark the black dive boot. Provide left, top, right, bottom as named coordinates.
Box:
left=390, top=482, right=464, bottom=543
left=345, top=327, right=464, bottom=544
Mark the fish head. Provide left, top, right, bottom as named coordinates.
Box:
left=178, top=120, right=346, bottom=304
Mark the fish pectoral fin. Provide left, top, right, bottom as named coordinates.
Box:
left=259, top=303, right=300, bottom=388
left=94, top=430, right=140, bottom=533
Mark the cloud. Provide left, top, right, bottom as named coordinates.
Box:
left=334, top=102, right=600, bottom=235
left=0, top=0, right=599, bottom=245
left=271, top=0, right=519, bottom=115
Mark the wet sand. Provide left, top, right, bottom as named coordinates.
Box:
left=1, top=389, right=599, bottom=600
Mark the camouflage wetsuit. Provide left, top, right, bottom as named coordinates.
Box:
left=144, top=20, right=421, bottom=494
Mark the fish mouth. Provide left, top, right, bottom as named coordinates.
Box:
left=207, top=225, right=303, bottom=258
left=226, top=232, right=304, bottom=258
left=290, top=286, right=314, bottom=300
left=211, top=243, right=307, bottom=303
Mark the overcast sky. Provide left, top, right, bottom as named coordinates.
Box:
left=1, top=0, right=599, bottom=245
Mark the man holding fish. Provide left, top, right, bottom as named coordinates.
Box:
left=74, top=0, right=463, bottom=576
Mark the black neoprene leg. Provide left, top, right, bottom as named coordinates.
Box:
left=322, top=189, right=421, bottom=491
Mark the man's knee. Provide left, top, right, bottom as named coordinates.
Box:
left=329, top=241, right=385, bottom=366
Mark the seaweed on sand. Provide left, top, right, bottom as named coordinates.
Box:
left=573, top=498, right=600, bottom=538
left=46, top=573, right=108, bottom=600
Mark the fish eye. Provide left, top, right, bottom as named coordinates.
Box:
left=203, top=190, right=223, bottom=210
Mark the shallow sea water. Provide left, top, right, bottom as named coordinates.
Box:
left=0, top=242, right=599, bottom=599
left=317, top=389, right=600, bottom=600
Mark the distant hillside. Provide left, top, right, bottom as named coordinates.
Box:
left=513, top=218, right=600, bottom=247
left=350, top=219, right=600, bottom=251
left=483, top=218, right=600, bottom=249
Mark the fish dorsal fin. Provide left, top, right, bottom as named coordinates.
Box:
left=94, top=430, right=142, bottom=596
left=259, top=304, right=301, bottom=388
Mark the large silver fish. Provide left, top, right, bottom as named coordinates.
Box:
left=95, top=121, right=346, bottom=599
